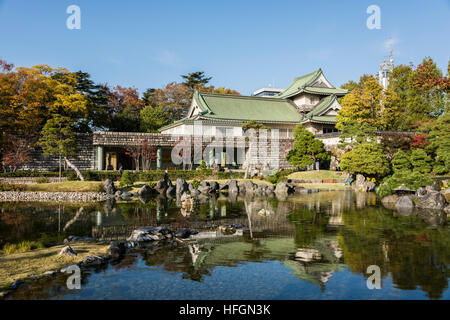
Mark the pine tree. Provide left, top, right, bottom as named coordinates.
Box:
left=287, top=125, right=330, bottom=169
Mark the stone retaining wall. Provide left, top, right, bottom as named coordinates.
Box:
left=0, top=191, right=112, bottom=202
left=16, top=133, right=95, bottom=172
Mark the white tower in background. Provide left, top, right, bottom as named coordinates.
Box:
left=378, top=48, right=394, bottom=90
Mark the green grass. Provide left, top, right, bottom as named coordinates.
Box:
left=294, top=183, right=349, bottom=190
left=287, top=170, right=344, bottom=180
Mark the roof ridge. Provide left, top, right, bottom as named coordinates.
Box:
left=198, top=91, right=289, bottom=102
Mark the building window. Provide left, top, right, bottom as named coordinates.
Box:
left=323, top=127, right=339, bottom=134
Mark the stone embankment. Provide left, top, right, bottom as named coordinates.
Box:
left=381, top=185, right=450, bottom=226
left=0, top=191, right=112, bottom=202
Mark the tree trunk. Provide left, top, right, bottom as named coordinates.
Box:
left=64, top=157, right=85, bottom=181
left=59, top=154, right=62, bottom=182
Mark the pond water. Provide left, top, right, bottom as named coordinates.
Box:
left=1, top=191, right=449, bottom=300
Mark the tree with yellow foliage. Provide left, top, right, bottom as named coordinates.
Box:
left=336, top=76, right=399, bottom=131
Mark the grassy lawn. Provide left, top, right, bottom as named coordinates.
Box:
left=0, top=242, right=109, bottom=290
left=294, top=183, right=350, bottom=190
left=24, top=181, right=103, bottom=192
left=287, top=170, right=344, bottom=180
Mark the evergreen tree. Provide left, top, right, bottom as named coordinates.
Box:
left=287, top=125, right=330, bottom=168
left=410, top=149, right=432, bottom=174
left=38, top=115, right=79, bottom=180
left=340, top=142, right=390, bottom=179
left=181, top=71, right=212, bottom=89
left=427, top=112, right=450, bottom=174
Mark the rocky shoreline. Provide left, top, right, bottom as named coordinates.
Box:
left=0, top=191, right=112, bottom=202
left=0, top=223, right=239, bottom=299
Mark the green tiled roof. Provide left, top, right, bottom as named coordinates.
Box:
left=306, top=95, right=336, bottom=117
left=302, top=86, right=348, bottom=96
left=276, top=69, right=348, bottom=98
left=194, top=91, right=304, bottom=123
left=302, top=115, right=338, bottom=124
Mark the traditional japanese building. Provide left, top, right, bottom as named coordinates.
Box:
left=160, top=69, right=348, bottom=137
left=15, top=69, right=350, bottom=172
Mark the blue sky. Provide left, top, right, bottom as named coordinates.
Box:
left=0, top=0, right=449, bottom=95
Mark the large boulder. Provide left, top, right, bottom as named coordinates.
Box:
left=396, top=196, right=414, bottom=209
left=416, top=187, right=428, bottom=198
left=353, top=174, right=375, bottom=192
left=127, top=226, right=173, bottom=243
left=59, top=245, right=77, bottom=257
left=103, top=179, right=117, bottom=195
left=107, top=241, right=126, bottom=259
left=208, top=181, right=219, bottom=192
left=381, top=194, right=398, bottom=210
left=138, top=184, right=157, bottom=197
left=243, top=180, right=257, bottom=194
left=219, top=183, right=229, bottom=192
left=175, top=178, right=188, bottom=195
left=198, top=185, right=213, bottom=194
left=174, top=228, right=198, bottom=239
left=227, top=180, right=239, bottom=193
left=82, top=255, right=107, bottom=267
left=275, top=182, right=294, bottom=196
left=166, top=185, right=176, bottom=197
left=119, top=191, right=133, bottom=200
left=154, top=179, right=168, bottom=194
left=396, top=196, right=415, bottom=216
left=416, top=191, right=447, bottom=210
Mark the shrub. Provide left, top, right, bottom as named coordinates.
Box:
left=266, top=169, right=295, bottom=184
left=376, top=170, right=433, bottom=197
left=410, top=149, right=432, bottom=174
left=340, top=142, right=390, bottom=180
left=24, top=169, right=245, bottom=182
left=2, top=241, right=44, bottom=254
left=191, top=178, right=200, bottom=189
left=119, top=170, right=134, bottom=187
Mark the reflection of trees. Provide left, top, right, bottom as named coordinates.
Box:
left=289, top=209, right=329, bottom=248
left=339, top=206, right=450, bottom=299
left=0, top=203, right=99, bottom=247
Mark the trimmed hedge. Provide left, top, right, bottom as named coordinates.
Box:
left=0, top=171, right=61, bottom=177
left=0, top=169, right=246, bottom=182
left=66, top=170, right=245, bottom=181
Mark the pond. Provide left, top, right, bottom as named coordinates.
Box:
left=1, top=191, right=449, bottom=300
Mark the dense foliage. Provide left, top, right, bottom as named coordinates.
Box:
left=287, top=125, right=330, bottom=168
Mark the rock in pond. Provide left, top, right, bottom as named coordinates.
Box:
left=218, top=225, right=237, bottom=235
left=353, top=174, right=376, bottom=192
left=227, top=180, right=239, bottom=193
left=82, top=255, right=107, bottom=267
left=275, top=182, right=294, bottom=196
left=174, top=228, right=199, bottom=239
left=396, top=196, right=414, bottom=209
left=103, top=179, right=117, bottom=195
left=166, top=185, right=176, bottom=197
left=176, top=178, right=188, bottom=194
left=416, top=191, right=447, bottom=210
left=127, top=226, right=173, bottom=243
left=107, top=241, right=126, bottom=259
left=142, top=184, right=159, bottom=197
